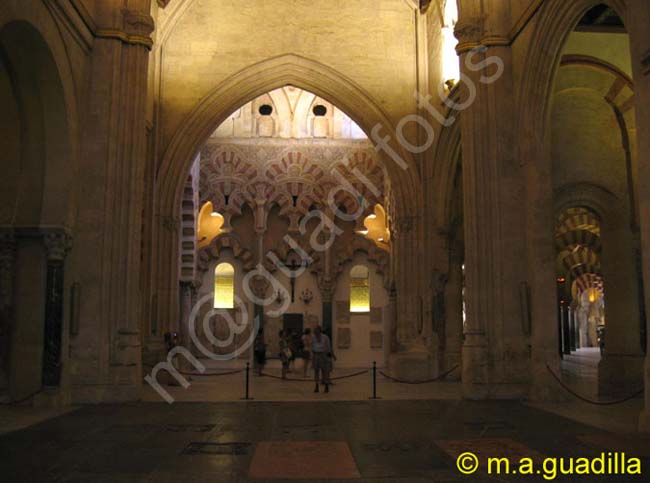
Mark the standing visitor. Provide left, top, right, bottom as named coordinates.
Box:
left=278, top=330, right=291, bottom=380
left=311, top=326, right=332, bottom=393
left=301, top=328, right=312, bottom=378
left=288, top=329, right=299, bottom=373
left=253, top=328, right=267, bottom=376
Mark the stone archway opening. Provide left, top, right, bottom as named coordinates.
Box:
left=177, top=85, right=393, bottom=380
left=0, top=20, right=74, bottom=403
left=549, top=4, right=645, bottom=398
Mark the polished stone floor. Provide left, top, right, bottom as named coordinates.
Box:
left=1, top=400, right=649, bottom=482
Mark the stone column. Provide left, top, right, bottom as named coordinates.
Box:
left=42, top=231, right=72, bottom=387
left=598, top=218, right=645, bottom=395
left=179, top=281, right=194, bottom=339
left=72, top=1, right=154, bottom=402
left=387, top=215, right=434, bottom=380
left=626, top=0, right=650, bottom=432
left=318, top=276, right=334, bottom=339
left=455, top=4, right=529, bottom=399
left=444, top=246, right=464, bottom=378
left=0, top=231, right=15, bottom=391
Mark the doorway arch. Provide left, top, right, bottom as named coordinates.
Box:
left=517, top=0, right=642, bottom=401
left=0, top=14, right=78, bottom=402
left=153, top=54, right=423, bottom=340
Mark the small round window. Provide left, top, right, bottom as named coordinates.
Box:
left=259, top=104, right=273, bottom=116
left=312, top=105, right=328, bottom=117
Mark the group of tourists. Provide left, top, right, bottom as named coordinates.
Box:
left=253, top=325, right=335, bottom=393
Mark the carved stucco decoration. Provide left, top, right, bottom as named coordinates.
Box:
left=196, top=233, right=255, bottom=274
left=333, top=236, right=390, bottom=288
left=199, top=143, right=385, bottom=234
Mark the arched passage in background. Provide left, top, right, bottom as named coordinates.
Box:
left=550, top=5, right=644, bottom=397
left=151, top=55, right=422, bottom=364
left=164, top=84, right=394, bottom=374
left=519, top=0, right=645, bottom=400
left=0, top=19, right=76, bottom=403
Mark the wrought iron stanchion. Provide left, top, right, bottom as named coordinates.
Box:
left=241, top=362, right=254, bottom=400
left=369, top=361, right=381, bottom=399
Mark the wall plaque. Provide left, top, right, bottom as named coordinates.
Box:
left=370, top=331, right=383, bottom=349
left=337, top=327, right=351, bottom=349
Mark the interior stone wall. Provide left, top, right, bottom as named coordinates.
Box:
left=157, top=0, right=419, bottom=151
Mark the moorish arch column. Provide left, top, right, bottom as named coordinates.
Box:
left=42, top=231, right=73, bottom=389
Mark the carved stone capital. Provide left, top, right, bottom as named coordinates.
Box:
left=317, top=274, right=335, bottom=301
left=250, top=275, right=271, bottom=300
left=43, top=231, right=73, bottom=261
left=123, top=9, right=155, bottom=38
left=454, top=16, right=485, bottom=45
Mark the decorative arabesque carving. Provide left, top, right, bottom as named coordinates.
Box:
left=197, top=233, right=256, bottom=274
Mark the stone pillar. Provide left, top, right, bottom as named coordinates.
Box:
left=598, top=218, right=645, bottom=395
left=560, top=301, right=571, bottom=355
left=455, top=4, right=528, bottom=399
left=72, top=1, right=154, bottom=402
left=387, top=216, right=434, bottom=379
left=444, top=246, right=464, bottom=379
left=0, top=231, right=15, bottom=391
left=42, top=231, right=72, bottom=387
left=321, top=290, right=333, bottom=339
left=625, top=0, right=650, bottom=432
left=179, top=281, right=194, bottom=337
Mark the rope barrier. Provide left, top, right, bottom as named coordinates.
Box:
left=331, top=369, right=370, bottom=381
left=545, top=363, right=644, bottom=406
left=379, top=365, right=460, bottom=385
left=260, top=369, right=369, bottom=382
left=142, top=362, right=245, bottom=377
left=178, top=368, right=246, bottom=377
left=0, top=387, right=45, bottom=406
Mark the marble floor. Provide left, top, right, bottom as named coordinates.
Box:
left=1, top=400, right=649, bottom=482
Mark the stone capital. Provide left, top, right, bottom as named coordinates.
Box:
left=43, top=231, right=73, bottom=261
left=454, top=16, right=485, bottom=45
left=122, top=9, right=155, bottom=38
left=249, top=275, right=271, bottom=300
left=317, top=274, right=335, bottom=301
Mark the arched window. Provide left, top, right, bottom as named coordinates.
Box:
left=350, top=265, right=370, bottom=313
left=214, top=263, right=235, bottom=309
